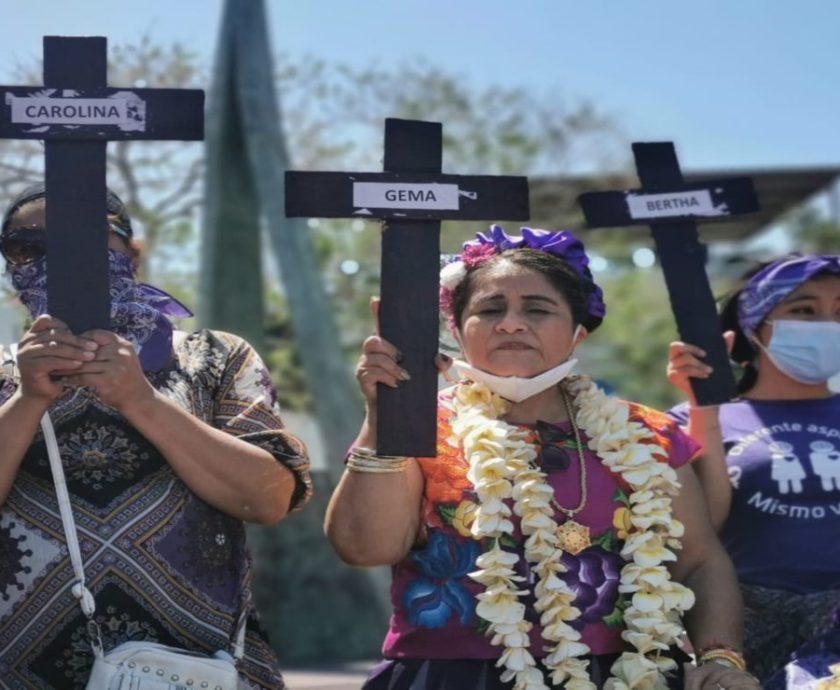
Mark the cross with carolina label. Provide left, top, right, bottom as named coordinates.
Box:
left=285, top=118, right=530, bottom=456
left=578, top=142, right=760, bottom=405
left=0, top=36, right=204, bottom=333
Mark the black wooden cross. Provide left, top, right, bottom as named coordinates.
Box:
left=578, top=142, right=759, bottom=405
left=286, top=118, right=529, bottom=456
left=0, top=36, right=203, bottom=333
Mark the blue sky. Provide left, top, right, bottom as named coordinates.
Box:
left=3, top=0, right=838, bottom=175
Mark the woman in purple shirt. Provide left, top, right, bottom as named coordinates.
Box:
left=669, top=255, right=840, bottom=684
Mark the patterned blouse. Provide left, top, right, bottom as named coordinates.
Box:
left=383, top=388, right=699, bottom=661
left=0, top=330, right=312, bottom=690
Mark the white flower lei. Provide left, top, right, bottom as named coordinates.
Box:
left=449, top=375, right=695, bottom=690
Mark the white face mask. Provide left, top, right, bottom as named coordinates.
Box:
left=452, top=357, right=578, bottom=402
left=757, top=320, right=840, bottom=384
left=452, top=324, right=582, bottom=402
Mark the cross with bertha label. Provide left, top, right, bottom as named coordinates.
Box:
left=286, top=118, right=529, bottom=456
left=0, top=36, right=204, bottom=333
left=578, top=142, right=759, bottom=405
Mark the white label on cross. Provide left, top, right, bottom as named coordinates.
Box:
left=7, top=90, right=147, bottom=132
left=626, top=189, right=728, bottom=219
left=353, top=182, right=460, bottom=210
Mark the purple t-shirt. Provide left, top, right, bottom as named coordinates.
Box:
left=670, top=396, right=840, bottom=593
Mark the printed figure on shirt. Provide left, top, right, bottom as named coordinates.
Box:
left=809, top=440, right=840, bottom=491
left=769, top=441, right=806, bottom=495
left=667, top=253, right=840, bottom=684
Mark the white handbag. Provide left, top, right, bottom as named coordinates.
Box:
left=85, top=641, right=240, bottom=689
left=36, top=395, right=246, bottom=690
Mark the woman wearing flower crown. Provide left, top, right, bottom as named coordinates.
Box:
left=326, top=226, right=758, bottom=690
left=667, top=255, right=840, bottom=686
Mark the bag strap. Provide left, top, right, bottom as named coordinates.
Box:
left=40, top=406, right=106, bottom=657
left=232, top=571, right=249, bottom=659
left=10, top=344, right=248, bottom=661
left=9, top=346, right=95, bottom=617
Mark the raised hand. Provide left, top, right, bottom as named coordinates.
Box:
left=61, top=330, right=154, bottom=413
left=684, top=661, right=761, bottom=690
left=15, top=314, right=98, bottom=404
left=667, top=332, right=735, bottom=403
left=355, top=297, right=412, bottom=408
left=355, top=334, right=410, bottom=406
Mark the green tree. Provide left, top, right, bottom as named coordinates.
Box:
left=0, top=34, right=642, bottom=665
left=205, top=43, right=626, bottom=665
left=0, top=36, right=207, bottom=292
left=0, top=43, right=624, bottom=375
left=592, top=266, right=681, bottom=409
left=273, top=58, right=624, bottom=391
left=789, top=206, right=840, bottom=253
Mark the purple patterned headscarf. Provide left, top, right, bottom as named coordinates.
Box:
left=737, top=255, right=840, bottom=339
left=11, top=250, right=193, bottom=371
left=439, top=225, right=606, bottom=327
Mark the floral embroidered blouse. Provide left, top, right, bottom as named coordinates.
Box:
left=383, top=388, right=699, bottom=660
left=0, top=330, right=312, bottom=690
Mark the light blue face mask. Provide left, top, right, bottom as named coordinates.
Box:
left=759, top=320, right=840, bottom=384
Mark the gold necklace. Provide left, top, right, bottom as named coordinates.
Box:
left=546, top=387, right=591, bottom=555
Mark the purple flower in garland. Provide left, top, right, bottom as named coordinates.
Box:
left=402, top=530, right=480, bottom=629
left=559, top=545, right=623, bottom=624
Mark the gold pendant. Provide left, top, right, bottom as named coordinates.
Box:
left=556, top=519, right=591, bottom=555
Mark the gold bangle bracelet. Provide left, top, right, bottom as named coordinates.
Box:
left=346, top=458, right=407, bottom=470
left=346, top=446, right=408, bottom=473
left=349, top=446, right=405, bottom=460
left=347, top=461, right=407, bottom=474
left=347, top=463, right=406, bottom=474
left=698, top=649, right=747, bottom=672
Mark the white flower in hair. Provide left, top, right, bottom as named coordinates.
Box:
left=440, top=259, right=467, bottom=291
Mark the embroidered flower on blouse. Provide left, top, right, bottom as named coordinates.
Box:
left=402, top=530, right=480, bottom=629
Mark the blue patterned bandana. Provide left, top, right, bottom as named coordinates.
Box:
left=737, top=255, right=840, bottom=340
left=11, top=250, right=193, bottom=371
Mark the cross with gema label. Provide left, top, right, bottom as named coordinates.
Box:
left=286, top=118, right=530, bottom=456
left=578, top=142, right=759, bottom=405
left=0, top=36, right=204, bottom=333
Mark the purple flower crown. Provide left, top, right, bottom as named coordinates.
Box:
left=439, top=225, right=606, bottom=323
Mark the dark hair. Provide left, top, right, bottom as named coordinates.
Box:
left=449, top=248, right=602, bottom=332
left=719, top=286, right=759, bottom=394
left=1, top=183, right=134, bottom=237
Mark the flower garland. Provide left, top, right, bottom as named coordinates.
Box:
left=449, top=375, right=695, bottom=690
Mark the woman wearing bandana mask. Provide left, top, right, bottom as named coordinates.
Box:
left=326, top=226, right=757, bottom=690
left=0, top=185, right=312, bottom=690
left=668, top=255, right=840, bottom=685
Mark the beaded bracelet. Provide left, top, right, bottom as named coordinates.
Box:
left=698, top=647, right=747, bottom=671
left=346, top=446, right=408, bottom=474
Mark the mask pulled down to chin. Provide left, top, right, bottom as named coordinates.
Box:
left=451, top=357, right=578, bottom=403
left=451, top=323, right=583, bottom=402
